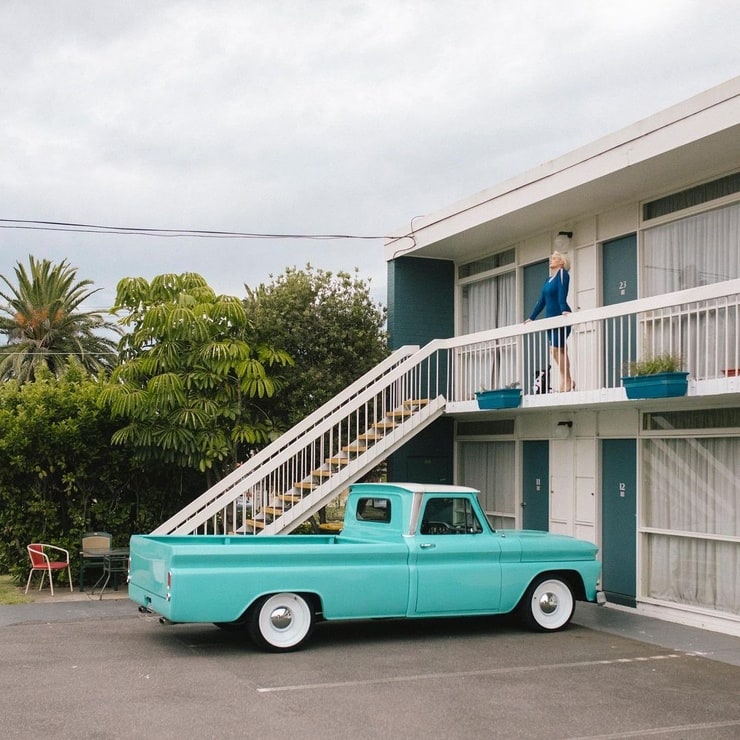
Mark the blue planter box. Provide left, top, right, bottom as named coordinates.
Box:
left=475, top=388, right=522, bottom=409
left=622, top=372, right=689, bottom=399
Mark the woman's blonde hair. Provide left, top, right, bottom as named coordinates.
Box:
left=551, top=251, right=570, bottom=271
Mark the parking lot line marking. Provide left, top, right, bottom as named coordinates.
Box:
left=255, top=653, right=683, bottom=693
left=567, top=718, right=740, bottom=739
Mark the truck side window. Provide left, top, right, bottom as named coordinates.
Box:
left=420, top=497, right=483, bottom=535
left=356, top=497, right=391, bottom=523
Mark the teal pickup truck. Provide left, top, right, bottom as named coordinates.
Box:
left=129, top=483, right=603, bottom=651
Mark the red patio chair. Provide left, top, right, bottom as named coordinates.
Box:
left=25, top=544, right=73, bottom=596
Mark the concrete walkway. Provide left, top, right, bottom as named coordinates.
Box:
left=572, top=602, right=740, bottom=667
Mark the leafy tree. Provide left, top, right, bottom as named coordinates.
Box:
left=0, top=362, right=197, bottom=579
left=244, top=265, right=388, bottom=428
left=0, top=256, right=119, bottom=382
left=100, top=273, right=293, bottom=479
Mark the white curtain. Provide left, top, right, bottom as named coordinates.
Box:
left=459, top=441, right=515, bottom=529
left=460, top=272, right=517, bottom=391
left=642, top=436, right=740, bottom=615
left=642, top=202, right=740, bottom=295
left=462, top=271, right=516, bottom=333
left=642, top=203, right=740, bottom=378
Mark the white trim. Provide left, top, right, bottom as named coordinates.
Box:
left=639, top=182, right=740, bottom=229
left=634, top=600, right=740, bottom=638
left=641, top=527, right=740, bottom=545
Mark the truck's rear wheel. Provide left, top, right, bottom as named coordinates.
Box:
left=248, top=592, right=314, bottom=652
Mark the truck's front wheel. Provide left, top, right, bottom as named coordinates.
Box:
left=248, top=593, right=315, bottom=652
left=520, top=575, right=575, bottom=632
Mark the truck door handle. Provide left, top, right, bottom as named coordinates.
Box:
left=419, top=543, right=436, bottom=549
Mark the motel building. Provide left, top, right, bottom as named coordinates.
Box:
left=384, top=76, right=740, bottom=635
left=162, top=77, right=739, bottom=638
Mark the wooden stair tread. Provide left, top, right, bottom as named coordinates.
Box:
left=277, top=494, right=302, bottom=503
left=388, top=409, right=412, bottom=418
left=262, top=506, right=283, bottom=516
left=318, top=522, right=343, bottom=533
left=241, top=518, right=265, bottom=529
left=342, top=444, right=367, bottom=453
left=404, top=399, right=429, bottom=408
left=326, top=457, right=350, bottom=465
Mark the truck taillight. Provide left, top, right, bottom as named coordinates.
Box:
left=167, top=570, right=172, bottom=589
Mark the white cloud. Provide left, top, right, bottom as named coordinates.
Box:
left=0, top=0, right=738, bottom=308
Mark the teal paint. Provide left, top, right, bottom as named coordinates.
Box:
left=387, top=257, right=455, bottom=484
left=602, top=235, right=637, bottom=386
left=128, top=483, right=601, bottom=640
left=387, top=257, right=455, bottom=349
left=522, top=440, right=549, bottom=531
left=387, top=418, right=454, bottom=484
left=601, top=439, right=637, bottom=606
left=622, top=372, right=689, bottom=399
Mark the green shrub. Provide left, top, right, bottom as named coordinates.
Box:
left=626, top=353, right=683, bottom=376
left=0, top=367, right=203, bottom=580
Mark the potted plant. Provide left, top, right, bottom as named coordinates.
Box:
left=475, top=383, right=522, bottom=409
left=621, top=353, right=689, bottom=399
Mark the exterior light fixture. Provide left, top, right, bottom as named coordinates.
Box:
left=554, top=231, right=573, bottom=250
left=554, top=420, right=573, bottom=439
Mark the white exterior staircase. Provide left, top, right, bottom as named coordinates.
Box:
left=153, top=345, right=447, bottom=536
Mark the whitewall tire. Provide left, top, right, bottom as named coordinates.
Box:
left=248, top=592, right=315, bottom=652
left=520, top=576, right=575, bottom=632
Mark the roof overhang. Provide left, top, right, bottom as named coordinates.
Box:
left=385, top=76, right=740, bottom=264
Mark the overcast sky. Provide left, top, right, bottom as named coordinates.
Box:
left=1, top=0, right=738, bottom=310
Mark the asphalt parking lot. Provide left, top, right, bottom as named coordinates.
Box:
left=1, top=595, right=739, bottom=740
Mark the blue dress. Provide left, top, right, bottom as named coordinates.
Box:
left=529, top=269, right=572, bottom=347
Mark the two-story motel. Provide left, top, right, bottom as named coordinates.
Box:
left=384, top=76, right=740, bottom=634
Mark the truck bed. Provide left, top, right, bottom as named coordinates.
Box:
left=129, top=533, right=412, bottom=624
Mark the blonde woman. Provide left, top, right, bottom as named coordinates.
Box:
left=525, top=251, right=574, bottom=392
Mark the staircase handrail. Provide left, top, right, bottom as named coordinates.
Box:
left=154, top=344, right=423, bottom=533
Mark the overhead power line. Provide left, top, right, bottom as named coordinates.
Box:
left=0, top=218, right=391, bottom=241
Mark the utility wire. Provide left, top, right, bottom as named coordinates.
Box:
left=0, top=218, right=392, bottom=241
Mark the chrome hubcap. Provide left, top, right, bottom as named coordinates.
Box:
left=269, top=606, right=293, bottom=630
left=538, top=592, right=559, bottom=614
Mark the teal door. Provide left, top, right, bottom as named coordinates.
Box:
left=523, top=259, right=551, bottom=393
left=602, top=235, right=637, bottom=386
left=522, top=440, right=549, bottom=531
left=601, top=439, right=637, bottom=607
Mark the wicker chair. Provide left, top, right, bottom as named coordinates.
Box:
left=79, top=532, right=113, bottom=591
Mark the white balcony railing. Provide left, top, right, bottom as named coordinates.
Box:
left=445, top=279, right=740, bottom=406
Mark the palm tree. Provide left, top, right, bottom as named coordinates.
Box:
left=0, top=256, right=120, bottom=382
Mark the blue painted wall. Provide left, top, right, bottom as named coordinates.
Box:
left=386, top=257, right=455, bottom=483
left=387, top=256, right=455, bottom=349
